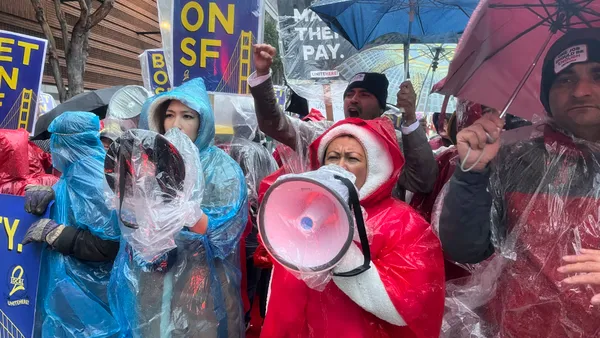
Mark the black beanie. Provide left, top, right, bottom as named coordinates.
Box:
left=540, top=28, right=600, bottom=115
left=344, top=72, right=389, bottom=109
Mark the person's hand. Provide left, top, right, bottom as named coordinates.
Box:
left=189, top=213, right=208, bottom=235
left=24, top=185, right=55, bottom=216
left=558, top=248, right=600, bottom=306
left=253, top=44, right=276, bottom=77
left=419, top=116, right=427, bottom=130
left=396, top=81, right=417, bottom=125
left=456, top=112, right=504, bottom=172
left=22, top=219, right=64, bottom=246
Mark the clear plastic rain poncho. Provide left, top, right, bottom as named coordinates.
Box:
left=107, top=129, right=247, bottom=337
left=439, top=120, right=600, bottom=337
left=139, top=77, right=248, bottom=337
left=36, top=111, right=120, bottom=337
left=223, top=97, right=278, bottom=211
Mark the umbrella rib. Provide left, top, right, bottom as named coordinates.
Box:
left=364, top=4, right=397, bottom=47
left=490, top=4, right=559, bottom=9
left=576, top=1, right=600, bottom=18
left=416, top=10, right=426, bottom=35
left=431, top=0, right=472, bottom=17
left=447, top=17, right=550, bottom=95
left=537, top=0, right=555, bottom=25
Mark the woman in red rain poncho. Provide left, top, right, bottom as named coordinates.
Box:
left=260, top=117, right=445, bottom=338
left=0, top=128, right=58, bottom=195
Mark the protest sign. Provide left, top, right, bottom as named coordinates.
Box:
left=277, top=0, right=357, bottom=82
left=139, top=49, right=171, bottom=95
left=0, top=31, right=47, bottom=133
left=0, top=194, right=49, bottom=338
left=158, top=0, right=263, bottom=94
left=140, top=49, right=171, bottom=95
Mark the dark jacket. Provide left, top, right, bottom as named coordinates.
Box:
left=439, top=124, right=600, bottom=337
left=53, top=227, right=119, bottom=262
left=249, top=77, right=438, bottom=194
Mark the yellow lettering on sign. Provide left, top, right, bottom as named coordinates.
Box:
left=154, top=70, right=168, bottom=86
left=181, top=2, right=204, bottom=32
left=208, top=3, right=234, bottom=34
left=3, top=217, right=20, bottom=251
left=0, top=92, right=4, bottom=107
left=0, top=37, right=15, bottom=62
left=9, top=266, right=24, bottom=297
left=155, top=88, right=165, bottom=94
left=0, top=66, right=19, bottom=90
left=180, top=37, right=197, bottom=67
left=17, top=41, right=39, bottom=66
left=201, top=39, right=221, bottom=68
left=152, top=53, right=165, bottom=68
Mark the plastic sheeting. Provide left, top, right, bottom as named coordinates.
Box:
left=107, top=128, right=240, bottom=337
left=104, top=128, right=204, bottom=263
left=227, top=137, right=278, bottom=213
left=439, top=121, right=600, bottom=337
left=0, top=129, right=57, bottom=196
left=36, top=111, right=120, bottom=337
left=260, top=118, right=445, bottom=338
left=410, top=98, right=482, bottom=223
left=133, top=77, right=248, bottom=338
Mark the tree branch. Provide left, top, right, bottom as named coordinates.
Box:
left=89, top=0, right=115, bottom=28
left=53, top=0, right=69, bottom=57
left=77, top=0, right=90, bottom=18
left=30, top=0, right=68, bottom=102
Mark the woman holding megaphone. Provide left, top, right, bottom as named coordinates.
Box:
left=106, top=77, right=248, bottom=337
left=259, top=117, right=445, bottom=338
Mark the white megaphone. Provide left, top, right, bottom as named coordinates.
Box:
left=258, top=165, right=371, bottom=277
left=107, top=85, right=151, bottom=122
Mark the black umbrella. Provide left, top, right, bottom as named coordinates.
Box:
left=33, top=86, right=124, bottom=140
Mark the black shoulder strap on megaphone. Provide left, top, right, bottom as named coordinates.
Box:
left=332, top=175, right=371, bottom=277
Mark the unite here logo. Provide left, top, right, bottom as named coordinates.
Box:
left=554, top=44, right=588, bottom=74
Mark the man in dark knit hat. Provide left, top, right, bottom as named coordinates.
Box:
left=247, top=44, right=437, bottom=195
left=438, top=28, right=600, bottom=337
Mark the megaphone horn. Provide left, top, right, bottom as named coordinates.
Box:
left=258, top=168, right=370, bottom=276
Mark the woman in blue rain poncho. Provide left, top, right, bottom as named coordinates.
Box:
left=22, top=111, right=121, bottom=337
left=108, top=77, right=248, bottom=337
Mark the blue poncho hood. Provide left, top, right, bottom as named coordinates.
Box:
left=146, top=78, right=215, bottom=152
left=37, top=111, right=120, bottom=337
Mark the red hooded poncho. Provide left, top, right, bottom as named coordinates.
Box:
left=0, top=129, right=58, bottom=195
left=260, top=118, right=445, bottom=338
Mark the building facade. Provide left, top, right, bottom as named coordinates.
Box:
left=0, top=0, right=161, bottom=98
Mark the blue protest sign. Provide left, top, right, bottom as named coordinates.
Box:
left=0, top=31, right=48, bottom=134
left=37, top=93, right=56, bottom=116
left=139, top=49, right=171, bottom=95
left=0, top=194, right=49, bottom=338
left=163, top=0, right=263, bottom=94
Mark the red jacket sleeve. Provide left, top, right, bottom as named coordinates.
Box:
left=373, top=203, right=445, bottom=338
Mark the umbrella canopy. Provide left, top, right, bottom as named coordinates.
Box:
left=436, top=0, right=600, bottom=121
left=310, top=0, right=477, bottom=50
left=33, top=86, right=124, bottom=139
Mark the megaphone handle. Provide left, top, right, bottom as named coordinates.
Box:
left=332, top=175, right=371, bottom=278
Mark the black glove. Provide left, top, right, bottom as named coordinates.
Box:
left=24, top=185, right=55, bottom=216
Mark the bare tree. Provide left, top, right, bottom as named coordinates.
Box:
left=30, top=0, right=116, bottom=102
